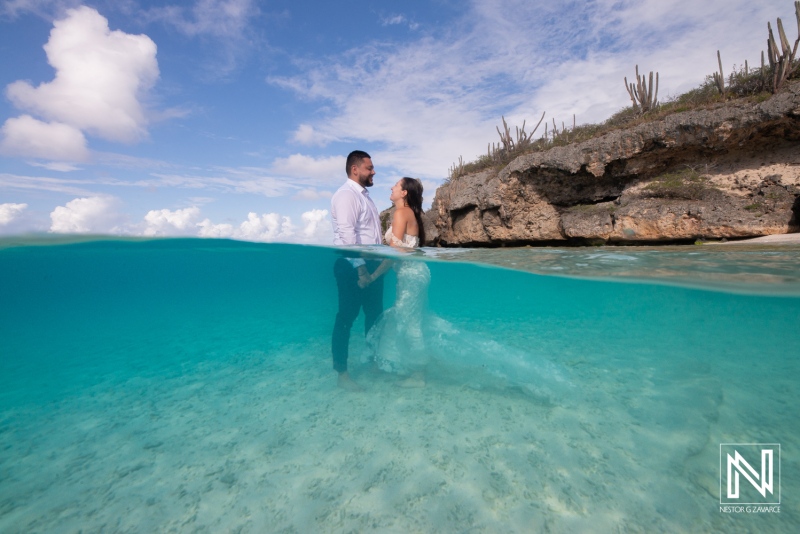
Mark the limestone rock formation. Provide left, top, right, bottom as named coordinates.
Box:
left=428, top=81, right=800, bottom=245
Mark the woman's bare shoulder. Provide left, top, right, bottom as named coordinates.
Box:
left=392, top=207, right=414, bottom=221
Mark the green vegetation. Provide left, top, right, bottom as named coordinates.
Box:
left=447, top=2, right=800, bottom=183
left=643, top=167, right=715, bottom=200
left=744, top=203, right=765, bottom=213
left=566, top=202, right=616, bottom=214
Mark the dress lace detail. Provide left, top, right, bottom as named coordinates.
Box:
left=385, top=226, right=419, bottom=248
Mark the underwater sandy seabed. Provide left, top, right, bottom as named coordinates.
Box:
left=1, top=327, right=797, bottom=534
left=1, top=239, right=799, bottom=533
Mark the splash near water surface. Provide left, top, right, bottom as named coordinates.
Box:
left=1, top=237, right=798, bottom=532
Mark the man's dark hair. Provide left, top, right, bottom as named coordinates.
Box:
left=346, top=150, right=371, bottom=177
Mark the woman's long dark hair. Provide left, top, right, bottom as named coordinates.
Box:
left=400, top=177, right=425, bottom=245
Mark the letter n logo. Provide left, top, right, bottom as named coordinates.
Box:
left=720, top=443, right=780, bottom=504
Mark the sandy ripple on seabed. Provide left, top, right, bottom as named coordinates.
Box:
left=0, top=341, right=797, bottom=533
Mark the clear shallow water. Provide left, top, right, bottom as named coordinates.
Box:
left=1, top=237, right=798, bottom=533
left=420, top=244, right=800, bottom=295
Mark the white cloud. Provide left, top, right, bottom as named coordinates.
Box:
left=0, top=115, right=89, bottom=161
left=0, top=0, right=77, bottom=18
left=145, top=0, right=257, bottom=38
left=6, top=6, right=158, bottom=146
left=0, top=203, right=28, bottom=225
left=28, top=161, right=82, bottom=172
left=49, top=196, right=124, bottom=233
left=149, top=168, right=291, bottom=197
left=187, top=196, right=217, bottom=205
left=291, top=123, right=337, bottom=146
left=292, top=188, right=332, bottom=201
left=142, top=0, right=257, bottom=78
left=300, top=208, right=331, bottom=240
left=195, top=209, right=332, bottom=244
left=196, top=219, right=235, bottom=238
left=17, top=194, right=331, bottom=242
left=196, top=212, right=293, bottom=241
left=270, top=35, right=512, bottom=177
left=380, top=13, right=418, bottom=30
left=142, top=206, right=202, bottom=236
left=238, top=212, right=294, bottom=241
left=0, top=172, right=99, bottom=196
left=270, top=154, right=345, bottom=184
left=382, top=14, right=406, bottom=26
left=0, top=163, right=337, bottom=200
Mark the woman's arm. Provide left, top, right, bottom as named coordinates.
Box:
left=358, top=210, right=411, bottom=287
left=362, top=258, right=392, bottom=287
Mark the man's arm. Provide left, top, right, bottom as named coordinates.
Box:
left=332, top=188, right=368, bottom=272
left=331, top=189, right=360, bottom=245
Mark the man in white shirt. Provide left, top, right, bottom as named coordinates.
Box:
left=330, top=150, right=384, bottom=391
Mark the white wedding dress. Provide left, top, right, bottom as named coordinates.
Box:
left=366, top=227, right=573, bottom=399
left=367, top=227, right=431, bottom=374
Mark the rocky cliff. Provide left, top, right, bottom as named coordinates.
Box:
left=427, top=81, right=800, bottom=246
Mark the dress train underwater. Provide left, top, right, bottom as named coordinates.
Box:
left=365, top=257, right=572, bottom=401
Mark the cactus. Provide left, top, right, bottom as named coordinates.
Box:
left=451, top=112, right=546, bottom=179
left=492, top=113, right=545, bottom=156
left=496, top=116, right=514, bottom=152
left=624, top=65, right=659, bottom=114
left=545, top=115, right=576, bottom=145
left=524, top=111, right=546, bottom=146
left=448, top=155, right=465, bottom=181
left=766, top=1, right=800, bottom=93
left=713, top=50, right=725, bottom=95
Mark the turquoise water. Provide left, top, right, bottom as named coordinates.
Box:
left=1, top=238, right=798, bottom=532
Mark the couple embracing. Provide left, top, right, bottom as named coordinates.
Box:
left=330, top=150, right=429, bottom=391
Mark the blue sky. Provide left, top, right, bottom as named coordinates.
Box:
left=0, top=0, right=792, bottom=242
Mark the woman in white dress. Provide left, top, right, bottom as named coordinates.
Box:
left=360, top=179, right=573, bottom=398
left=361, top=177, right=431, bottom=387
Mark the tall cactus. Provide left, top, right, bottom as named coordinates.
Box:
left=452, top=112, right=546, bottom=179
left=496, top=116, right=514, bottom=152
left=494, top=113, right=545, bottom=155
left=766, top=1, right=800, bottom=93
left=713, top=50, right=725, bottom=95
left=624, top=65, right=659, bottom=114
left=448, top=155, right=464, bottom=181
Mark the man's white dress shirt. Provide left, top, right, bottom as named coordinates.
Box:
left=331, top=179, right=382, bottom=246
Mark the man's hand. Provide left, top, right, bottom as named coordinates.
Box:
left=357, top=272, right=372, bottom=288
left=357, top=265, right=371, bottom=288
